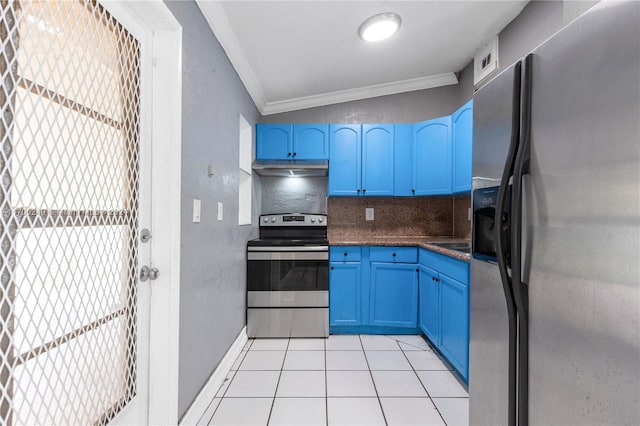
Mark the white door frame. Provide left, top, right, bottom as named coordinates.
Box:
left=99, top=2, right=183, bottom=424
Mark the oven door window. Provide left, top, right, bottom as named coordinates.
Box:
left=247, top=252, right=328, bottom=292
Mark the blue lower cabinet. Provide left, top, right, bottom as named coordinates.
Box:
left=369, top=262, right=418, bottom=328
left=329, top=262, right=362, bottom=327
left=419, top=248, right=470, bottom=382
left=439, top=274, right=469, bottom=378
left=330, top=246, right=419, bottom=334
left=329, top=245, right=470, bottom=381
left=418, top=265, right=440, bottom=344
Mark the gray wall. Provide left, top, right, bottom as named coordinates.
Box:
left=163, top=1, right=261, bottom=419
left=473, top=0, right=599, bottom=91
left=261, top=177, right=328, bottom=214
left=261, top=83, right=464, bottom=124
left=498, top=0, right=598, bottom=75
left=456, top=1, right=599, bottom=101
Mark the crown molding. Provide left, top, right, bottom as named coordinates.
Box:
left=195, top=0, right=267, bottom=112
left=195, top=1, right=458, bottom=116
left=261, top=73, right=459, bottom=115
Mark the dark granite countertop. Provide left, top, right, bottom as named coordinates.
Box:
left=329, top=236, right=471, bottom=262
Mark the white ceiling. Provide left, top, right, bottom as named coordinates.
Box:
left=196, top=1, right=529, bottom=115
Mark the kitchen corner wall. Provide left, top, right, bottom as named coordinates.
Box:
left=163, top=1, right=261, bottom=419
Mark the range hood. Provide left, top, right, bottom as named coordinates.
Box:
left=251, top=159, right=328, bottom=177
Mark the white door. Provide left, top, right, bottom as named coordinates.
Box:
left=0, top=1, right=162, bottom=424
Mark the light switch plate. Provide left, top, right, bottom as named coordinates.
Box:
left=192, top=199, right=201, bottom=223
left=217, top=202, right=223, bottom=221
left=365, top=207, right=374, bottom=221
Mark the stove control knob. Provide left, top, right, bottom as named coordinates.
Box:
left=271, top=217, right=276, bottom=223
left=311, top=218, right=316, bottom=223
left=263, top=217, right=268, bottom=223
left=318, top=217, right=324, bottom=223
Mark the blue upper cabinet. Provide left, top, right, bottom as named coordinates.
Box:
left=452, top=100, right=473, bottom=193
left=362, top=124, right=394, bottom=196
left=329, top=125, right=361, bottom=196
left=329, top=124, right=394, bottom=197
left=394, top=124, right=413, bottom=196
left=256, top=124, right=328, bottom=160
left=256, top=124, right=292, bottom=159
left=413, top=116, right=452, bottom=195
left=292, top=124, right=329, bottom=159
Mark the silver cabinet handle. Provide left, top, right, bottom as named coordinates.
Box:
left=140, top=265, right=159, bottom=282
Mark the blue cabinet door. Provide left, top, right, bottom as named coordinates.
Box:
left=293, top=124, right=329, bottom=160
left=418, top=265, right=440, bottom=344
left=452, top=100, right=473, bottom=193
left=329, top=262, right=362, bottom=326
left=329, top=125, right=361, bottom=196
left=413, top=117, right=452, bottom=195
left=439, top=274, right=469, bottom=380
left=362, top=124, right=394, bottom=196
left=394, top=124, right=413, bottom=196
left=256, top=124, right=292, bottom=159
left=369, top=262, right=418, bottom=328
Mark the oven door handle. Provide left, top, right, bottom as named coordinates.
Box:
left=247, top=251, right=329, bottom=261
left=247, top=246, right=328, bottom=252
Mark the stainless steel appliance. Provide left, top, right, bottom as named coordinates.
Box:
left=247, top=213, right=328, bottom=337
left=251, top=159, right=328, bottom=177
left=470, top=2, right=640, bottom=425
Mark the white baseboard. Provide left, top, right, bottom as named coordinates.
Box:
left=179, top=326, right=248, bottom=425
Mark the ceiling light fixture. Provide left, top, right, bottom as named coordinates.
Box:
left=358, top=12, right=401, bottom=42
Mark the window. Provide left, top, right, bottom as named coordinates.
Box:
left=0, top=1, right=141, bottom=424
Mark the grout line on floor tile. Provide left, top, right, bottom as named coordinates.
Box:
left=399, top=339, right=450, bottom=425
left=215, top=370, right=236, bottom=399
left=198, top=397, right=217, bottom=425
left=232, top=350, right=248, bottom=371
left=266, top=339, right=290, bottom=425
left=324, top=337, right=329, bottom=426
left=322, top=337, right=329, bottom=426
left=360, top=334, right=389, bottom=426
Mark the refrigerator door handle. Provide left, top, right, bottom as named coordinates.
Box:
left=512, top=53, right=534, bottom=426
left=494, top=60, right=522, bottom=426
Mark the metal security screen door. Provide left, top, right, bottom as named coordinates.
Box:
left=0, top=1, right=148, bottom=424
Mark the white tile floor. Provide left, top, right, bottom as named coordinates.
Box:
left=199, top=334, right=469, bottom=426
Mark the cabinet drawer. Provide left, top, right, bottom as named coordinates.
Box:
left=419, top=248, right=469, bottom=283
left=330, top=246, right=362, bottom=262
left=370, top=246, right=417, bottom=263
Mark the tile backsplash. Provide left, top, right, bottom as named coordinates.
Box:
left=453, top=195, right=471, bottom=239
left=327, top=196, right=471, bottom=239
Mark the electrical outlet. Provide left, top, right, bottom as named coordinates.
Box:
left=217, top=202, right=223, bottom=221
left=192, top=199, right=201, bottom=223
left=365, top=208, right=375, bottom=221
left=474, top=36, right=499, bottom=85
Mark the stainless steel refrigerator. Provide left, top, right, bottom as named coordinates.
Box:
left=469, top=1, right=640, bottom=425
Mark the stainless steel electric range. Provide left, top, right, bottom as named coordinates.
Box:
left=246, top=213, right=328, bottom=338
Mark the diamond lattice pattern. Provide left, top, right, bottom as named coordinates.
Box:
left=0, top=1, right=141, bottom=424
